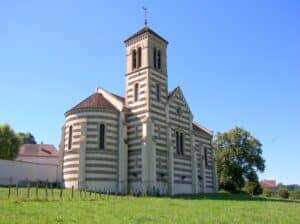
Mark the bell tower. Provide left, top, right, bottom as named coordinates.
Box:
left=124, top=27, right=168, bottom=75
left=124, top=25, right=169, bottom=193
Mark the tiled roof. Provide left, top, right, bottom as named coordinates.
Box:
left=66, top=92, right=118, bottom=115
left=260, top=180, right=277, bottom=188
left=18, top=144, right=58, bottom=157
left=124, top=26, right=168, bottom=44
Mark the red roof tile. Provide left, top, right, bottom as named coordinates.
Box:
left=66, top=93, right=118, bottom=115
left=260, top=180, right=277, bottom=188
left=18, top=144, right=58, bottom=157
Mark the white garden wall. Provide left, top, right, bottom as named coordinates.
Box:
left=0, top=159, right=61, bottom=185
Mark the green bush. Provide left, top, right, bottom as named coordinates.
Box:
left=220, top=180, right=239, bottom=193
left=290, top=190, right=300, bottom=200
left=254, top=183, right=263, bottom=195
left=278, top=187, right=289, bottom=199
left=263, top=188, right=272, bottom=197
left=244, top=182, right=262, bottom=195
left=244, top=182, right=255, bottom=195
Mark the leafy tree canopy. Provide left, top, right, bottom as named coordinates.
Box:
left=277, top=184, right=300, bottom=192
left=17, top=132, right=37, bottom=144
left=0, top=124, right=21, bottom=160
left=214, top=127, right=265, bottom=192
left=0, top=124, right=37, bottom=160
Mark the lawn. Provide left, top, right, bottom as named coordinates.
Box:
left=0, top=187, right=299, bottom=224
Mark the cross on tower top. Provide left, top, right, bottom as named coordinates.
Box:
left=142, top=7, right=148, bottom=26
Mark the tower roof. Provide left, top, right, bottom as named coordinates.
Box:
left=124, top=26, right=168, bottom=44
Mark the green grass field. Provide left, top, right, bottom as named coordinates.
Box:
left=0, top=187, right=299, bottom=224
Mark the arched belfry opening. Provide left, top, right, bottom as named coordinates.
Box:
left=132, top=49, right=137, bottom=69
left=138, top=47, right=142, bottom=67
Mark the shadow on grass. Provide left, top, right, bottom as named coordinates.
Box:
left=168, top=192, right=300, bottom=203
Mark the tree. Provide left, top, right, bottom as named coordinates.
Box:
left=278, top=187, right=289, bottom=199
left=244, top=182, right=257, bottom=195
left=214, top=127, right=265, bottom=192
left=0, top=124, right=21, bottom=160
left=244, top=181, right=263, bottom=196
left=263, top=188, right=273, bottom=197
left=290, top=190, right=300, bottom=200
left=17, top=132, right=37, bottom=144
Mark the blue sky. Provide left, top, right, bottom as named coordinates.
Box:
left=0, top=1, right=299, bottom=184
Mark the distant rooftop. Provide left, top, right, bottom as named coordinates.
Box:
left=18, top=144, right=58, bottom=158
left=260, top=180, right=277, bottom=188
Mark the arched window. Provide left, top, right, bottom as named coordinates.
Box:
left=132, top=49, right=137, bottom=69
left=134, top=83, right=139, bottom=102
left=153, top=48, right=157, bottom=68
left=137, top=47, right=142, bottom=67
left=176, top=131, right=180, bottom=154
left=180, top=133, right=184, bottom=155
left=157, top=50, right=161, bottom=69
left=99, top=124, right=105, bottom=150
left=68, top=126, right=72, bottom=150
left=204, top=147, right=208, bottom=168
left=156, top=83, right=160, bottom=102
left=176, top=130, right=184, bottom=155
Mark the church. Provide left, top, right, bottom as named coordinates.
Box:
left=59, top=24, right=218, bottom=195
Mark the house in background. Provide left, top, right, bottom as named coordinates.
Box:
left=260, top=179, right=277, bottom=189
left=0, top=144, right=60, bottom=186
left=16, top=144, right=59, bottom=165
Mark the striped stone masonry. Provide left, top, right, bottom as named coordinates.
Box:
left=59, top=25, right=218, bottom=195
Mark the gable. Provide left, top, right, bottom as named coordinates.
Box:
left=167, top=87, right=193, bottom=134
left=168, top=87, right=193, bottom=118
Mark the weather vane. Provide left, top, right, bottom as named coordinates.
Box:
left=142, top=7, right=148, bottom=26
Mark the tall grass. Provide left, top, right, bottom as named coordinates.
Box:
left=0, top=187, right=299, bottom=224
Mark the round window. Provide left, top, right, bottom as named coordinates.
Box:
left=176, top=106, right=182, bottom=115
